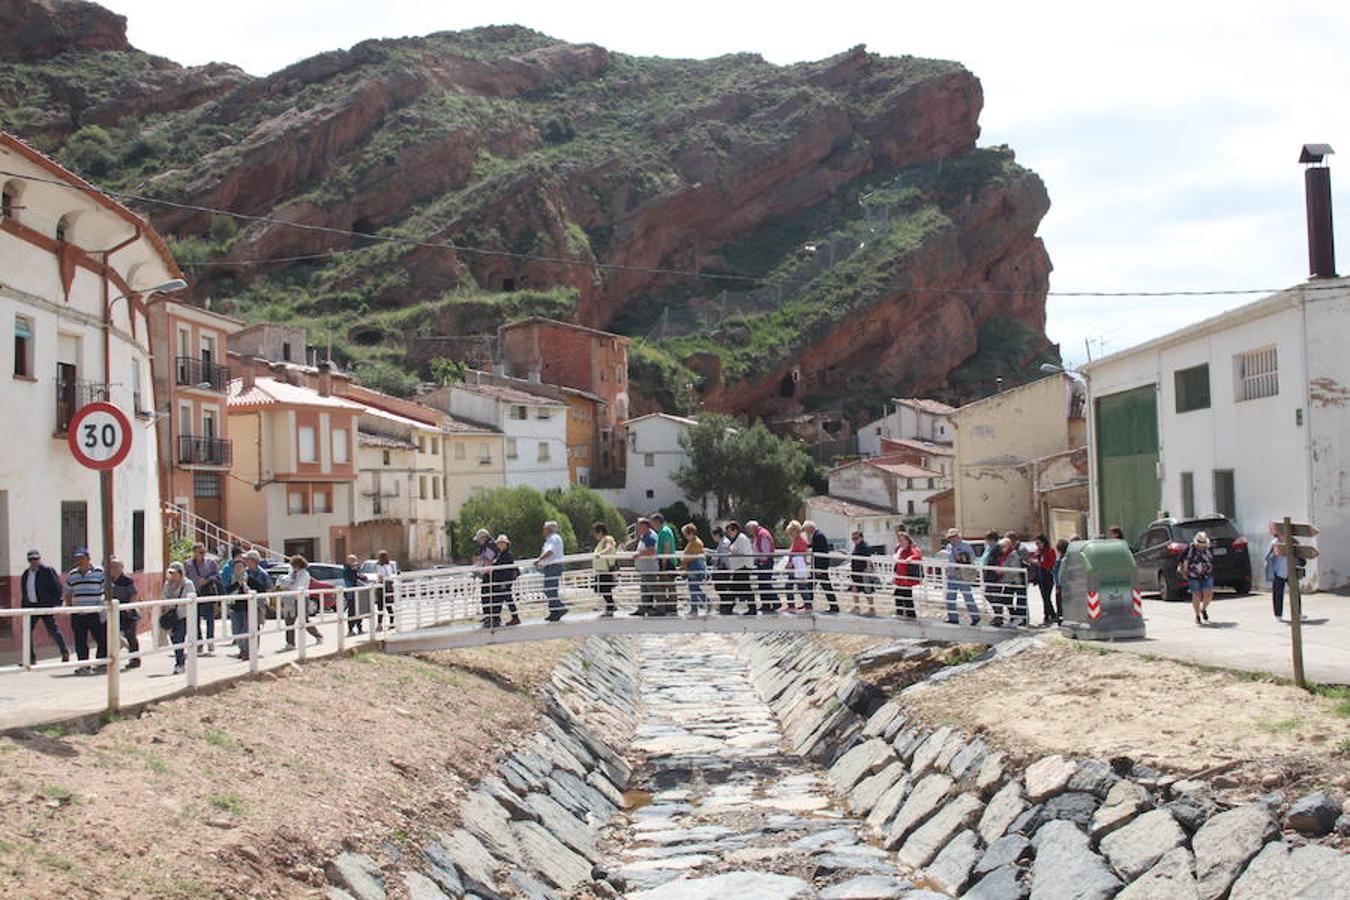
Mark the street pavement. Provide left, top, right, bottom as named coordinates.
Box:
left=1112, top=589, right=1349, bottom=685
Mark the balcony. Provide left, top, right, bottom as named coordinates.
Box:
left=54, top=379, right=110, bottom=435
left=177, top=435, right=233, bottom=467
left=175, top=356, right=231, bottom=392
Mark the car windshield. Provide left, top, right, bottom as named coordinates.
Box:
left=359, top=561, right=375, bottom=573
left=1176, top=520, right=1240, bottom=542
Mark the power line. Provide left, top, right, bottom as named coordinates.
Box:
left=1, top=166, right=1340, bottom=299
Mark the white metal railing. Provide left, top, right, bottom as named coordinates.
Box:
left=390, top=549, right=1033, bottom=633
left=163, top=502, right=280, bottom=560
left=1, top=584, right=381, bottom=715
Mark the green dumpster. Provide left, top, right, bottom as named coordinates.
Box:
left=1059, top=539, right=1145, bottom=640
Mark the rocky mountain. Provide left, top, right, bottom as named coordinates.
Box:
left=0, top=0, right=1057, bottom=417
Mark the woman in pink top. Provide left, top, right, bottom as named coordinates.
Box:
left=785, top=520, right=811, bottom=613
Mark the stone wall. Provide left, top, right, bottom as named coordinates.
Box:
left=324, top=636, right=642, bottom=899
left=740, top=633, right=1350, bottom=899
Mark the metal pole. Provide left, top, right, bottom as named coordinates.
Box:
left=247, top=595, right=259, bottom=676
left=1283, top=517, right=1306, bottom=688
left=106, top=599, right=120, bottom=713
left=21, top=609, right=32, bottom=671
left=186, top=595, right=198, bottom=689
left=337, top=587, right=347, bottom=655
left=297, top=591, right=307, bottom=663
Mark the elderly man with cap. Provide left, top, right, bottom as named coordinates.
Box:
left=63, top=547, right=107, bottom=674
left=537, top=520, right=567, bottom=621
left=21, top=548, right=69, bottom=665
left=942, top=528, right=981, bottom=625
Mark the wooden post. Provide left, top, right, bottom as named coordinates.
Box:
left=1282, top=516, right=1307, bottom=689
left=105, top=598, right=120, bottom=714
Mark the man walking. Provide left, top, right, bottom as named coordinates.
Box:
left=747, top=521, right=779, bottom=612
left=237, top=550, right=272, bottom=661
left=106, top=557, right=140, bottom=670
left=20, top=549, right=69, bottom=665
left=725, top=521, right=753, bottom=615
left=537, top=520, right=567, bottom=621
left=63, top=548, right=106, bottom=674
left=652, top=513, right=677, bottom=616
left=803, top=521, right=840, bottom=614
left=943, top=528, right=981, bottom=625
left=632, top=517, right=660, bottom=616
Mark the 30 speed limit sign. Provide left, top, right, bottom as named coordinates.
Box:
left=66, top=402, right=133, bottom=470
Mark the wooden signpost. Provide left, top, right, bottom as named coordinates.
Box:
left=1274, top=518, right=1319, bottom=689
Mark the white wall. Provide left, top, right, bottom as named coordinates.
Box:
left=444, top=387, right=569, bottom=492
left=622, top=416, right=714, bottom=517
left=1305, top=288, right=1350, bottom=588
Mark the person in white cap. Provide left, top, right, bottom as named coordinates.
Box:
left=943, top=528, right=981, bottom=625
left=472, top=528, right=498, bottom=627
left=161, top=560, right=197, bottom=675
left=485, top=535, right=519, bottom=628
left=537, top=520, right=567, bottom=621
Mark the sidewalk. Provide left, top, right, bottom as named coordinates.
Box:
left=1111, top=589, right=1349, bottom=684
left=0, top=617, right=378, bottom=731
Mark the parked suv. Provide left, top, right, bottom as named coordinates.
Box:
left=1133, top=516, right=1252, bottom=601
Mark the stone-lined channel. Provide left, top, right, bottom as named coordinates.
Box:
left=605, top=635, right=913, bottom=898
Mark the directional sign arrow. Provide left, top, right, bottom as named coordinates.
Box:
left=1272, top=521, right=1319, bottom=538
left=1275, top=542, right=1320, bottom=560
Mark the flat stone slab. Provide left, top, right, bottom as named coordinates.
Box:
left=819, top=875, right=915, bottom=899
left=1230, top=840, right=1350, bottom=899
left=1283, top=791, right=1342, bottom=837
left=964, top=864, right=1029, bottom=900
left=510, top=820, right=591, bottom=891
left=883, top=773, right=953, bottom=849
left=1031, top=819, right=1122, bottom=900
left=1101, top=808, right=1186, bottom=881
left=325, top=853, right=385, bottom=900
left=979, top=780, right=1028, bottom=844
left=848, top=760, right=906, bottom=815
left=865, top=774, right=911, bottom=833
left=402, top=872, right=451, bottom=900
left=627, top=871, right=816, bottom=900
left=1024, top=754, right=1078, bottom=803
left=829, top=738, right=896, bottom=793
left=975, top=834, right=1032, bottom=877
left=897, top=792, right=985, bottom=869
left=1192, top=805, right=1279, bottom=900
left=1090, top=780, right=1152, bottom=840
left=925, top=827, right=982, bottom=895
left=428, top=830, right=498, bottom=899
left=1116, top=847, right=1199, bottom=900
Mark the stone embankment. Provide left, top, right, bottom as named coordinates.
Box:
left=742, top=632, right=1350, bottom=899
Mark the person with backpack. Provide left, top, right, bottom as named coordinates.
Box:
left=161, top=561, right=196, bottom=675
left=893, top=531, right=923, bottom=619
left=235, top=550, right=272, bottom=661
left=1180, top=531, right=1216, bottom=625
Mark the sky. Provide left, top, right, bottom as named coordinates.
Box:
left=105, top=0, right=1350, bottom=367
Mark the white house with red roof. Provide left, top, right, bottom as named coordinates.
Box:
left=806, top=454, right=948, bottom=551
left=422, top=380, right=569, bottom=492
left=858, top=397, right=956, bottom=456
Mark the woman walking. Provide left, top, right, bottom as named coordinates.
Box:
left=592, top=523, right=619, bottom=617
left=786, top=520, right=811, bottom=613
left=161, top=561, right=196, bottom=675
left=280, top=555, right=324, bottom=647
left=893, top=531, right=923, bottom=619
left=342, top=554, right=365, bottom=635
left=1029, top=534, right=1059, bottom=625
left=680, top=523, right=710, bottom=615
left=1180, top=531, right=1216, bottom=625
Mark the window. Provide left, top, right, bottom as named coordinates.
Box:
left=506, top=438, right=518, bottom=459
left=419, top=476, right=427, bottom=500
left=313, top=489, right=331, bottom=513
left=1174, top=364, right=1211, bottom=413
left=430, top=436, right=439, bottom=456
left=201, top=334, right=216, bottom=365
left=454, top=442, right=466, bottom=460
left=0, top=183, right=14, bottom=220
left=177, top=326, right=192, bottom=358
left=298, top=426, right=317, bottom=463
left=193, top=473, right=221, bottom=497
left=131, top=362, right=143, bottom=412
left=202, top=408, right=217, bottom=439
left=415, top=435, right=424, bottom=453
left=332, top=428, right=349, bottom=464
left=478, top=441, right=491, bottom=463
left=131, top=510, right=145, bottom=572
left=537, top=407, right=552, bottom=420
left=1213, top=470, right=1236, bottom=520
left=178, top=401, right=193, bottom=438
left=288, top=489, right=309, bottom=515
left=1234, top=346, right=1278, bottom=402
left=282, top=342, right=293, bottom=362
left=14, top=315, right=33, bottom=378
left=432, top=477, right=441, bottom=500
left=644, top=453, right=655, bottom=468
left=382, top=450, right=391, bottom=466
left=1180, top=471, right=1195, bottom=517
left=511, top=405, right=527, bottom=420
left=645, top=489, right=655, bottom=499
left=907, top=500, right=915, bottom=515
left=538, top=442, right=550, bottom=462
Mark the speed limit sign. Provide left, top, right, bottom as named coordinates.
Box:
left=66, top=402, right=133, bottom=470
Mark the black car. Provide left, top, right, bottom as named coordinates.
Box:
left=1133, top=516, right=1252, bottom=601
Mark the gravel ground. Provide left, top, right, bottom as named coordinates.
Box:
left=0, top=640, right=577, bottom=898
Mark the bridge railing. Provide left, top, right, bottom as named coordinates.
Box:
left=389, top=550, right=1034, bottom=633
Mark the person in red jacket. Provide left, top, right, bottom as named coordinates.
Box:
left=1029, top=533, right=1058, bottom=625
left=893, top=530, right=923, bottom=619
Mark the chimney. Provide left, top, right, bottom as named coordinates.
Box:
left=318, top=361, right=333, bottom=397
left=492, top=362, right=506, bottom=377
left=1300, top=143, right=1337, bottom=279
left=528, top=366, right=542, bottom=384
left=240, top=366, right=255, bottom=391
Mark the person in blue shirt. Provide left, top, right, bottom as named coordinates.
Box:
left=536, top=520, right=567, bottom=621
left=1265, top=526, right=1290, bottom=620
left=63, top=548, right=107, bottom=674
left=942, top=528, right=981, bottom=626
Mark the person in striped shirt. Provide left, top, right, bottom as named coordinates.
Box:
left=62, top=548, right=106, bottom=674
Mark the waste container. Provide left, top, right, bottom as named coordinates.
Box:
left=1059, top=539, right=1145, bottom=640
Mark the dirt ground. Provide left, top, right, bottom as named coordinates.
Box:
left=0, top=640, right=577, bottom=899
left=818, top=635, right=1350, bottom=800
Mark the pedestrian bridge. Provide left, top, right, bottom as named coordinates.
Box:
left=382, top=553, right=1030, bottom=652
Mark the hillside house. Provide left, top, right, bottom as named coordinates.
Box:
left=858, top=397, right=955, bottom=456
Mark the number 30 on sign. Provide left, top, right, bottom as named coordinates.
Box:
left=66, top=402, right=133, bottom=470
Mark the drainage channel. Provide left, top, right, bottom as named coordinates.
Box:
left=604, top=634, right=914, bottom=899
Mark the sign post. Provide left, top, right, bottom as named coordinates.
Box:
left=67, top=401, right=133, bottom=712
left=1275, top=518, right=1319, bottom=690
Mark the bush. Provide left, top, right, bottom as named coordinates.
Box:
left=547, top=485, right=627, bottom=552
left=61, top=125, right=116, bottom=179
left=451, top=486, right=576, bottom=561
left=659, top=500, right=711, bottom=545
left=353, top=360, right=420, bottom=398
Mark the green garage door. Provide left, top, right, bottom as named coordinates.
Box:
left=1096, top=385, right=1160, bottom=543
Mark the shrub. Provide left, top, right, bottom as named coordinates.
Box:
left=547, top=485, right=627, bottom=552
left=451, top=486, right=576, bottom=560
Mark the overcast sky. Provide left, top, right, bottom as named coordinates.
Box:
left=106, top=0, right=1350, bottom=366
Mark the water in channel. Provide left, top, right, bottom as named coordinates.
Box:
left=604, top=634, right=912, bottom=898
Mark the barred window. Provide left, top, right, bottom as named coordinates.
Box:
left=1234, top=346, right=1278, bottom=402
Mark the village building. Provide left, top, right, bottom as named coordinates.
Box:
left=858, top=397, right=955, bottom=457
left=1083, top=278, right=1350, bottom=589
left=806, top=456, right=946, bottom=552
left=0, top=133, right=174, bottom=640
left=423, top=380, right=569, bottom=493
left=949, top=373, right=1088, bottom=542
left=597, top=412, right=717, bottom=518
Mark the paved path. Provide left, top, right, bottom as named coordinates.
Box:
left=1115, top=590, right=1349, bottom=684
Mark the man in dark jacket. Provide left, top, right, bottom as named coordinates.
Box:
left=20, top=549, right=69, bottom=664
left=803, top=521, right=840, bottom=614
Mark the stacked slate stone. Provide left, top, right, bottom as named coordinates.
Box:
left=325, top=636, right=643, bottom=900
left=740, top=633, right=1350, bottom=899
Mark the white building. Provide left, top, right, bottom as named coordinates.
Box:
left=806, top=457, right=946, bottom=551
left=355, top=406, right=448, bottom=563
left=0, top=133, right=174, bottom=613
left=858, top=397, right=955, bottom=456
left=599, top=413, right=717, bottom=518
left=1083, top=278, right=1350, bottom=589
left=427, top=382, right=569, bottom=493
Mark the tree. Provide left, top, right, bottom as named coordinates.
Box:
left=547, top=485, right=627, bottom=552
left=428, top=356, right=469, bottom=386
left=450, top=485, right=576, bottom=561
left=659, top=500, right=710, bottom=545
left=673, top=414, right=811, bottom=529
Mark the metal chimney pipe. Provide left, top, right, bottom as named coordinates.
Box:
left=1301, top=143, right=1337, bottom=279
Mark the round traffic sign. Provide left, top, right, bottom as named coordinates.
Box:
left=66, top=402, right=133, bottom=470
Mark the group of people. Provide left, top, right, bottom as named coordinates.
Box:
left=470, top=520, right=569, bottom=627
left=19, top=542, right=399, bottom=675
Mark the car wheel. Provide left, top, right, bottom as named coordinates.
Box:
left=1159, top=570, right=1183, bottom=602
left=1232, top=577, right=1251, bottom=596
